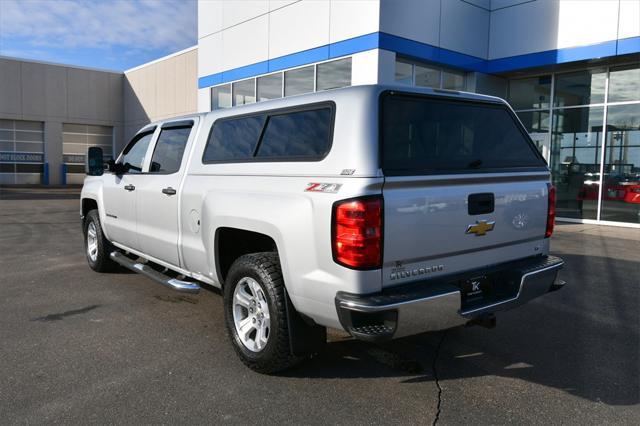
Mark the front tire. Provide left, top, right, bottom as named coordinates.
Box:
left=223, top=252, right=301, bottom=373
left=83, top=209, right=117, bottom=272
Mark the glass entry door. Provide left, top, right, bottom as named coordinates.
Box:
left=550, top=107, right=604, bottom=220
left=600, top=104, right=640, bottom=223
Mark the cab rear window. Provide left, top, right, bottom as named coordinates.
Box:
left=380, top=93, right=546, bottom=175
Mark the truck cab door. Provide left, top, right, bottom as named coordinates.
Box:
left=101, top=129, right=156, bottom=250
left=136, top=119, right=196, bottom=267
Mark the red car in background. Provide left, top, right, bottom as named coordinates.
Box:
left=578, top=178, right=640, bottom=204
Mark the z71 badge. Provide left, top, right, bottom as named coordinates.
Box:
left=305, top=183, right=342, bottom=193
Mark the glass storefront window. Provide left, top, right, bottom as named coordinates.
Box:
left=316, top=58, right=352, bottom=91
left=211, top=84, right=231, bottom=110
left=257, top=73, right=283, bottom=101
left=600, top=103, right=640, bottom=223
left=510, top=65, right=640, bottom=225
left=608, top=65, right=640, bottom=103
left=395, top=60, right=413, bottom=85
left=516, top=111, right=550, bottom=157
left=284, top=66, right=314, bottom=96
left=233, top=79, right=256, bottom=106
left=517, top=111, right=550, bottom=133
left=443, top=70, right=465, bottom=90
left=554, top=69, right=606, bottom=107
left=394, top=58, right=465, bottom=90
left=550, top=107, right=604, bottom=220
left=508, top=76, right=551, bottom=110
left=415, top=65, right=440, bottom=88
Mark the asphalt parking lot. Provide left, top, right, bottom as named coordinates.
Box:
left=1, top=186, right=638, bottom=424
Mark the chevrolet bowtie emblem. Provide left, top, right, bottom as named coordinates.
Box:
left=466, top=220, right=496, bottom=236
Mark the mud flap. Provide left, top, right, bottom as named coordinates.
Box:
left=284, top=289, right=326, bottom=357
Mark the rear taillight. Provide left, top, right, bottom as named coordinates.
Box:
left=332, top=196, right=382, bottom=269
left=546, top=184, right=556, bottom=238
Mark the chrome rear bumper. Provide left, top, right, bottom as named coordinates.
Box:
left=335, top=255, right=564, bottom=341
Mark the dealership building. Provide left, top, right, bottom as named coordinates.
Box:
left=1, top=0, right=639, bottom=227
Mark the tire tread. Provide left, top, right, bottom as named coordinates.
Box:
left=84, top=210, right=117, bottom=273
left=224, top=252, right=301, bottom=374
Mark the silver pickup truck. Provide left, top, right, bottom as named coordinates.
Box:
left=81, top=84, right=564, bottom=373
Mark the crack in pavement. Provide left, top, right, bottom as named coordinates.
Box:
left=432, top=331, right=448, bottom=426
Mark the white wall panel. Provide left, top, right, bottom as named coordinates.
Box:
left=440, top=0, right=489, bottom=58
left=198, top=0, right=223, bottom=38
left=490, top=0, right=626, bottom=59
left=222, top=0, right=268, bottom=29
left=489, top=1, right=561, bottom=59
left=330, top=0, right=379, bottom=43
left=268, top=0, right=330, bottom=59
left=197, top=0, right=635, bottom=86
left=198, top=88, right=211, bottom=113
left=198, top=33, right=224, bottom=77
left=618, top=0, right=640, bottom=39
left=379, top=0, right=440, bottom=47
left=350, top=49, right=380, bottom=85
left=556, top=1, right=619, bottom=49
left=377, top=49, right=396, bottom=84
left=269, top=0, right=298, bottom=10
left=223, top=15, right=269, bottom=70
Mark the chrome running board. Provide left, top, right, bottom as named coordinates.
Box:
left=110, top=251, right=200, bottom=294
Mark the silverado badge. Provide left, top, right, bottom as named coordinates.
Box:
left=466, top=220, right=495, bottom=236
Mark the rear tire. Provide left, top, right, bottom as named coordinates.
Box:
left=83, top=209, right=117, bottom=272
left=223, top=252, right=301, bottom=373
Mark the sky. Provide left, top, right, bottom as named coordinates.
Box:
left=0, top=0, right=197, bottom=71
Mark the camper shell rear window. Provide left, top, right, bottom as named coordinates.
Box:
left=380, top=91, right=547, bottom=176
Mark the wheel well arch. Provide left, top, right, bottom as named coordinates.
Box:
left=81, top=198, right=98, bottom=223
left=215, top=227, right=278, bottom=286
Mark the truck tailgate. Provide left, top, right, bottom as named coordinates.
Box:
left=379, top=90, right=551, bottom=288
left=382, top=173, right=550, bottom=287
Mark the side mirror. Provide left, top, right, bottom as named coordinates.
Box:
left=108, top=160, right=128, bottom=176
left=86, top=147, right=104, bottom=176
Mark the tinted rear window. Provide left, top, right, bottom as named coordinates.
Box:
left=203, top=104, right=333, bottom=163
left=256, top=108, right=332, bottom=158
left=381, top=94, right=546, bottom=175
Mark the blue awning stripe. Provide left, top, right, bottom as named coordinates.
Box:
left=198, top=33, right=640, bottom=89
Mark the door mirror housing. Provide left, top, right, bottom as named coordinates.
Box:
left=107, top=159, right=128, bottom=176
left=86, top=147, right=104, bottom=176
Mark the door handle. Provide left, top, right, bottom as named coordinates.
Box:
left=124, top=184, right=135, bottom=191
left=162, top=187, right=177, bottom=196
left=468, top=193, right=494, bottom=215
